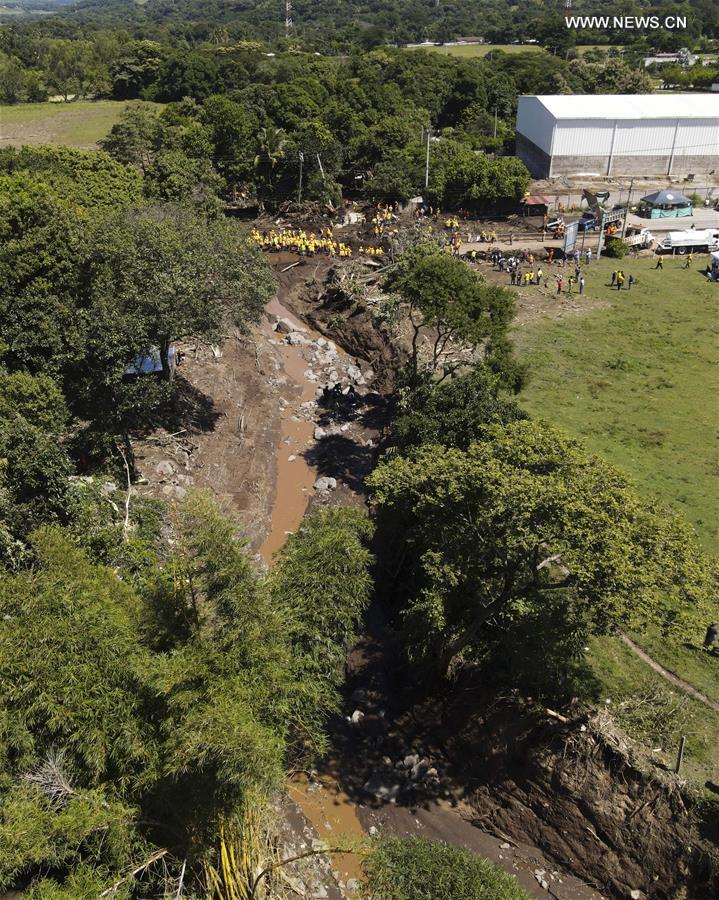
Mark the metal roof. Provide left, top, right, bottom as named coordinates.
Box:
left=524, top=94, right=719, bottom=120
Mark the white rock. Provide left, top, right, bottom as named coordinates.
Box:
left=275, top=316, right=304, bottom=334
left=363, top=775, right=401, bottom=803
left=304, top=369, right=318, bottom=381
left=314, top=426, right=326, bottom=440
left=369, top=825, right=378, bottom=836
left=288, top=455, right=296, bottom=462
left=286, top=331, right=307, bottom=345
left=346, top=879, right=361, bottom=894
left=364, top=368, right=375, bottom=382
left=155, top=460, right=175, bottom=477
left=347, top=364, right=362, bottom=382
left=314, top=476, right=337, bottom=492
left=350, top=709, right=364, bottom=724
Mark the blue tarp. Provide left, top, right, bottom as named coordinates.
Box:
left=124, top=346, right=176, bottom=376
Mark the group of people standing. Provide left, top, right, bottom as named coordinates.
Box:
left=610, top=270, right=635, bottom=290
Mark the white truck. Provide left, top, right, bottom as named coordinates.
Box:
left=623, top=227, right=654, bottom=249
left=655, top=229, right=719, bottom=254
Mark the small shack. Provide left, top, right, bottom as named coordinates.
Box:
left=638, top=189, right=693, bottom=220
left=520, top=194, right=551, bottom=216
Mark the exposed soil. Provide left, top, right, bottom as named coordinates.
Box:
left=129, top=234, right=718, bottom=900
left=331, top=614, right=719, bottom=900
left=131, top=331, right=282, bottom=552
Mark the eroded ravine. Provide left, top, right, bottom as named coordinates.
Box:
left=258, top=295, right=368, bottom=893
left=259, top=293, right=600, bottom=900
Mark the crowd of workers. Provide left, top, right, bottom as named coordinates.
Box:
left=251, top=227, right=391, bottom=259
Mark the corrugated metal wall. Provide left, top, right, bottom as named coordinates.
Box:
left=551, top=118, right=718, bottom=158
left=516, top=97, right=555, bottom=154
left=674, top=119, right=718, bottom=157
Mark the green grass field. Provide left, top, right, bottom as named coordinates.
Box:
left=408, top=43, right=618, bottom=58
left=582, top=635, right=719, bottom=792
left=409, top=43, right=544, bottom=57
left=515, top=255, right=719, bottom=789
left=515, top=256, right=719, bottom=554
left=0, top=100, right=138, bottom=149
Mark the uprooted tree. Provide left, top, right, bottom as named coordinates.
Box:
left=368, top=420, right=718, bottom=680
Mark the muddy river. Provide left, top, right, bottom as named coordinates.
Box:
left=258, top=297, right=368, bottom=890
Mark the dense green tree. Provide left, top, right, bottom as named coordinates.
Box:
left=425, top=139, right=530, bottom=209
left=368, top=420, right=718, bottom=678
left=385, top=245, right=516, bottom=382
left=269, top=507, right=374, bottom=713
left=100, top=102, right=165, bottom=173
left=81, top=203, right=274, bottom=381
left=0, top=492, right=374, bottom=891
left=388, top=365, right=527, bottom=453
left=110, top=40, right=167, bottom=100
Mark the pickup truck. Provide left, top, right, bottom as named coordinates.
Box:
left=655, top=229, right=719, bottom=254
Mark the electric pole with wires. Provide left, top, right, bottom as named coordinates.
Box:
left=285, top=0, right=293, bottom=36
left=423, top=125, right=432, bottom=191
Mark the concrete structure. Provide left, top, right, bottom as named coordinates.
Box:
left=516, top=94, right=719, bottom=178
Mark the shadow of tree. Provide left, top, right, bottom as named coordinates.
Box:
left=302, top=434, right=375, bottom=495
left=148, top=373, right=221, bottom=436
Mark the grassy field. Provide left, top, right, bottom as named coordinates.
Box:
left=0, top=100, right=135, bottom=149
left=408, top=43, right=619, bottom=58
left=515, top=255, right=719, bottom=554
left=515, top=255, right=719, bottom=788
left=583, top=635, right=719, bottom=792
left=409, top=42, right=545, bottom=57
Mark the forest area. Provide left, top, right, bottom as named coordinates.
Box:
left=1, top=1, right=719, bottom=899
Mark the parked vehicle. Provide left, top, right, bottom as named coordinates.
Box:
left=624, top=228, right=654, bottom=249
left=578, top=213, right=599, bottom=232
left=655, top=229, right=719, bottom=254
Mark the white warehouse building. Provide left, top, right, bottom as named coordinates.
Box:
left=516, top=94, right=719, bottom=178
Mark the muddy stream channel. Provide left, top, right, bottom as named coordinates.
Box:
left=259, top=297, right=369, bottom=894
left=257, top=297, right=599, bottom=900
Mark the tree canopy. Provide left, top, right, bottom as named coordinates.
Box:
left=385, top=244, right=517, bottom=382
left=368, top=420, right=718, bottom=679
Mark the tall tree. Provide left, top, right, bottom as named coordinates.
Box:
left=82, top=203, right=275, bottom=381
left=368, top=420, right=718, bottom=678
left=385, top=244, right=516, bottom=382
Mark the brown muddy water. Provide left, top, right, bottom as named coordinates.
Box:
left=259, top=296, right=368, bottom=891
left=260, top=298, right=320, bottom=564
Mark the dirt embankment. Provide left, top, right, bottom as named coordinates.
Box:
left=131, top=332, right=282, bottom=550
left=333, top=620, right=719, bottom=900
left=268, top=253, right=405, bottom=393
left=128, top=250, right=717, bottom=900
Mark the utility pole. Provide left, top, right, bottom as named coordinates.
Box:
left=621, top=177, right=635, bottom=240
left=285, top=0, right=293, bottom=36
left=424, top=125, right=432, bottom=192
left=493, top=108, right=498, bottom=139
left=297, top=151, right=304, bottom=205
